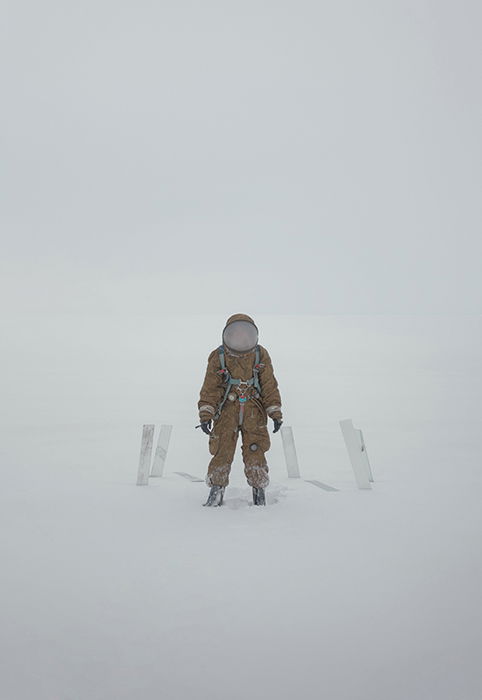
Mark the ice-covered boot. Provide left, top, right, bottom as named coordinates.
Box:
left=203, top=485, right=225, bottom=507
left=252, top=486, right=266, bottom=506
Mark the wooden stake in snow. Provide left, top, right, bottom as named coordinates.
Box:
left=281, top=426, right=301, bottom=478
left=339, top=419, right=373, bottom=489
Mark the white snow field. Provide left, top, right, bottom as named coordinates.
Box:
left=1, top=313, right=481, bottom=700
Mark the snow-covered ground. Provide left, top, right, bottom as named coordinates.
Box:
left=1, top=313, right=481, bottom=700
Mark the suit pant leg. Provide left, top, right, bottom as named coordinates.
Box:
left=206, top=402, right=239, bottom=487
left=241, top=402, right=271, bottom=488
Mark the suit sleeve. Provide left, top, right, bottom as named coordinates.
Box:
left=259, top=347, right=283, bottom=421
left=198, top=349, right=225, bottom=421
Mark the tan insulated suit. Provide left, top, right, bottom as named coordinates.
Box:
left=198, top=314, right=283, bottom=489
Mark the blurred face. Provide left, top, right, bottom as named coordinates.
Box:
left=222, top=320, right=259, bottom=352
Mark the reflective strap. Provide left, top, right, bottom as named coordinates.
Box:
left=199, top=405, right=215, bottom=415
left=238, top=396, right=247, bottom=425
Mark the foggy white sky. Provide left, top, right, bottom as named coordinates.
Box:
left=1, top=0, right=481, bottom=315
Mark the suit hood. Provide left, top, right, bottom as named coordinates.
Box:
left=224, top=313, right=257, bottom=327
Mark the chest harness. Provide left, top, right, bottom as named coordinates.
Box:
left=214, top=345, right=263, bottom=425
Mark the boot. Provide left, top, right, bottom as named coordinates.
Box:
left=252, top=486, right=266, bottom=506
left=203, top=484, right=225, bottom=507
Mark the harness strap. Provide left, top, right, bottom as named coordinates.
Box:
left=214, top=344, right=262, bottom=420
left=218, top=345, right=226, bottom=370
left=253, top=345, right=261, bottom=392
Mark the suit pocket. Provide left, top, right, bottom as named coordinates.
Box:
left=247, top=422, right=270, bottom=452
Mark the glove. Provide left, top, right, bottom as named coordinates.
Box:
left=272, top=418, right=283, bottom=433
left=200, top=420, right=212, bottom=435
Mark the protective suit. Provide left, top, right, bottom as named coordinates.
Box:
left=197, top=314, right=283, bottom=493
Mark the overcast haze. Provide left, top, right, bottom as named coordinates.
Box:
left=2, top=0, right=481, bottom=314
left=1, top=5, right=482, bottom=698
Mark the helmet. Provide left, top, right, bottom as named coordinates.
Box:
left=222, top=313, right=259, bottom=353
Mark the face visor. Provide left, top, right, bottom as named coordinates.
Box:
left=222, top=320, right=259, bottom=353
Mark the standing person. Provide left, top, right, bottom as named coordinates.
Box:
left=197, top=313, right=283, bottom=506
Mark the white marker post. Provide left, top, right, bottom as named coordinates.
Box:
left=281, top=426, right=301, bottom=478
left=356, top=428, right=374, bottom=482
left=137, top=424, right=155, bottom=486
left=150, top=424, right=173, bottom=477
left=339, top=419, right=373, bottom=489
